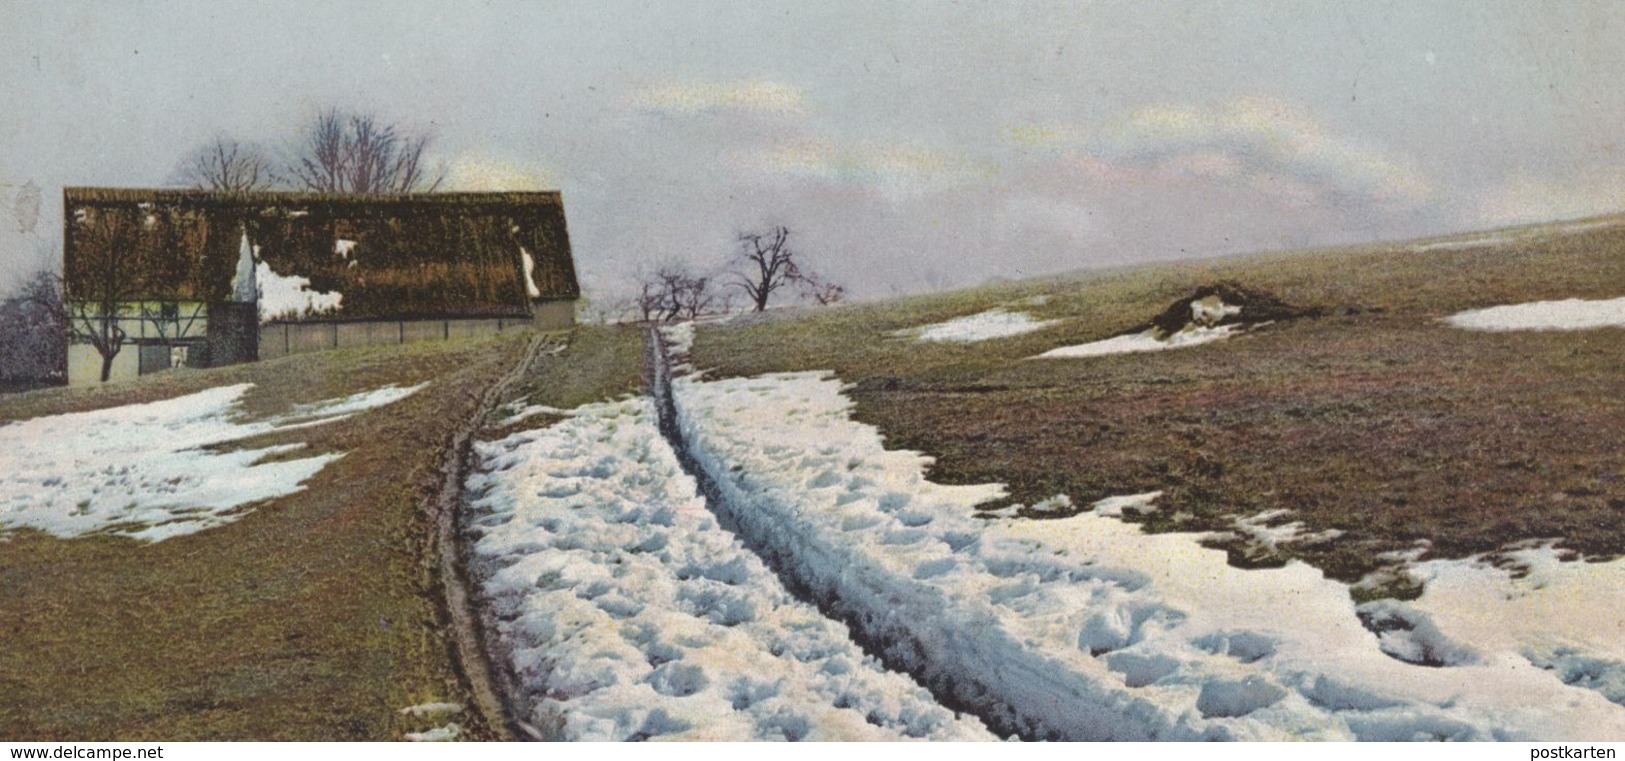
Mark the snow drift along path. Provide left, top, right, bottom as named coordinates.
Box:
left=0, top=382, right=423, bottom=542
left=665, top=366, right=1625, bottom=740
left=464, top=394, right=993, bottom=741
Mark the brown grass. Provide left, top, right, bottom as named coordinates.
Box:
left=506, top=325, right=646, bottom=409
left=0, top=333, right=532, bottom=740
left=688, top=218, right=1625, bottom=589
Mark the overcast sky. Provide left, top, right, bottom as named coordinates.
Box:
left=4, top=0, right=1624, bottom=302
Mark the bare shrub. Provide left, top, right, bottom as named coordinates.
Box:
left=0, top=271, right=67, bottom=384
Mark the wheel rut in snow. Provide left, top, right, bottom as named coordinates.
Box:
left=437, top=331, right=562, bottom=741
left=641, top=326, right=1027, bottom=739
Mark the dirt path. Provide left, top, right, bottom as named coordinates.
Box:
left=432, top=331, right=562, bottom=741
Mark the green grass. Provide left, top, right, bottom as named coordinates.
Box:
left=503, top=324, right=646, bottom=412
left=688, top=217, right=1625, bottom=588
left=0, top=333, right=533, bottom=740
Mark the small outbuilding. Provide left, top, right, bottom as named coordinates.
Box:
left=63, top=188, right=578, bottom=385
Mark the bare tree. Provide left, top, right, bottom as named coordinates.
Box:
left=64, top=210, right=143, bottom=382
left=731, top=225, right=801, bottom=312
left=727, top=225, right=845, bottom=310
left=181, top=135, right=274, bottom=192
left=674, top=271, right=719, bottom=320
left=635, top=279, right=668, bottom=322
left=286, top=108, right=445, bottom=193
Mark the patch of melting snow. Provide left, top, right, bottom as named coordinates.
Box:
left=520, top=247, right=542, bottom=299
left=465, top=396, right=993, bottom=741
left=0, top=383, right=425, bottom=542
left=399, top=702, right=463, bottom=718
left=1555, top=219, right=1620, bottom=235
left=1226, top=510, right=1345, bottom=553
left=258, top=261, right=343, bottom=322
left=1445, top=296, right=1625, bottom=332
left=1036, top=324, right=1242, bottom=359
left=895, top=308, right=1061, bottom=343
left=405, top=723, right=460, bottom=742
left=276, top=383, right=426, bottom=428
left=496, top=403, right=577, bottom=428
left=1091, top=492, right=1163, bottom=518
left=669, top=370, right=1625, bottom=740
left=1412, top=235, right=1516, bottom=253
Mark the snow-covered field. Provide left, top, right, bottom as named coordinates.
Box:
left=464, top=396, right=993, bottom=741
left=893, top=309, right=1060, bottom=343
left=1446, top=296, right=1625, bottom=332
left=0, top=383, right=423, bottom=542
left=1036, top=324, right=1241, bottom=359
left=669, top=370, right=1625, bottom=740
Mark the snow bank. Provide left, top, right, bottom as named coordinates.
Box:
left=658, top=321, right=696, bottom=356
left=258, top=261, right=342, bottom=322
left=657, top=322, right=698, bottom=376
left=894, top=309, right=1061, bottom=343
left=1036, top=324, right=1241, bottom=359
left=670, top=371, right=1625, bottom=740
left=1445, top=296, right=1625, bottom=332
left=465, top=397, right=992, bottom=741
left=0, top=383, right=425, bottom=542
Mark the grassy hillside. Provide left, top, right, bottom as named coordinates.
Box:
left=0, top=334, right=534, bottom=740
left=687, top=216, right=1625, bottom=591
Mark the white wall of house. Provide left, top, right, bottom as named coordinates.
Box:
left=64, top=301, right=208, bottom=385
left=68, top=344, right=139, bottom=385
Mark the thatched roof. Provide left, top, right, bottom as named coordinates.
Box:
left=63, top=188, right=579, bottom=320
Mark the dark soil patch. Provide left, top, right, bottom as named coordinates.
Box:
left=1144, top=281, right=1326, bottom=337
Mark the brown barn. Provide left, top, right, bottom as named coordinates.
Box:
left=63, top=188, right=578, bottom=385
